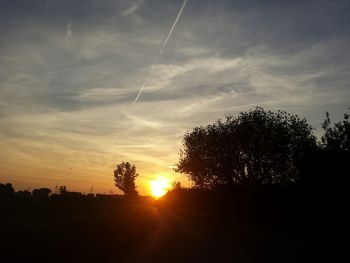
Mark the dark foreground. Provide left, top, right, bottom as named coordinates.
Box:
left=0, top=186, right=347, bottom=263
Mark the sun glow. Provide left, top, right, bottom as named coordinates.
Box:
left=150, top=177, right=170, bottom=198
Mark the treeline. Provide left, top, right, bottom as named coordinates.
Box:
left=0, top=183, right=124, bottom=201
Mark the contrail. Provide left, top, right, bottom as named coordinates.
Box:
left=133, top=0, right=188, bottom=104
left=158, top=0, right=188, bottom=57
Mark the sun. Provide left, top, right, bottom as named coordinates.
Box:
left=150, top=177, right=170, bottom=198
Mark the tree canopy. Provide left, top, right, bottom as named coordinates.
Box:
left=176, top=107, right=318, bottom=188
left=114, top=162, right=138, bottom=197
left=321, top=108, right=350, bottom=152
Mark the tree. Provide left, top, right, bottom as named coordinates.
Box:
left=16, top=190, right=31, bottom=198
left=176, top=107, right=318, bottom=188
left=0, top=183, right=15, bottom=198
left=114, top=162, right=138, bottom=197
left=321, top=108, right=350, bottom=152
left=32, top=188, right=51, bottom=199
left=59, top=185, right=67, bottom=195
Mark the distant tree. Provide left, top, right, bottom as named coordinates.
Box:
left=32, top=188, right=51, bottom=199
left=59, top=185, right=67, bottom=195
left=176, top=107, right=318, bottom=188
left=16, top=190, right=31, bottom=198
left=0, top=183, right=15, bottom=198
left=114, top=162, right=138, bottom=197
left=57, top=186, right=82, bottom=199
left=86, top=193, right=95, bottom=199
left=321, top=108, right=350, bottom=152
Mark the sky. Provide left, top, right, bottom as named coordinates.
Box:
left=0, top=0, right=349, bottom=195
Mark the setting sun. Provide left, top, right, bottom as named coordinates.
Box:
left=150, top=177, right=170, bottom=198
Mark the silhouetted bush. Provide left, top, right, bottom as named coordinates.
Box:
left=298, top=150, right=349, bottom=189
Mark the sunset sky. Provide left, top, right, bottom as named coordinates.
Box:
left=0, top=0, right=349, bottom=195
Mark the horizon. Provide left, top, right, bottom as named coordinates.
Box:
left=1, top=0, right=350, bottom=195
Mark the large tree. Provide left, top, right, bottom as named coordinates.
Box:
left=176, top=107, right=318, bottom=188
left=114, top=162, right=138, bottom=197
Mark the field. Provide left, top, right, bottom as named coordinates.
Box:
left=0, top=187, right=346, bottom=262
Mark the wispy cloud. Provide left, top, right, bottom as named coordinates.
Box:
left=65, top=23, right=72, bottom=39
left=123, top=6, right=139, bottom=17
left=121, top=2, right=141, bottom=17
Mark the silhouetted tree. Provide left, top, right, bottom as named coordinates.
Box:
left=176, top=107, right=318, bottom=188
left=59, top=185, right=67, bottom=195
left=57, top=186, right=82, bottom=199
left=299, top=108, right=350, bottom=188
left=16, top=190, right=31, bottom=198
left=114, top=162, right=138, bottom=197
left=0, top=183, right=15, bottom=198
left=32, top=188, right=51, bottom=199
left=321, top=108, right=350, bottom=152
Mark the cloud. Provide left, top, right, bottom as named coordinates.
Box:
left=65, top=23, right=72, bottom=39
left=121, top=0, right=144, bottom=17
left=121, top=4, right=139, bottom=17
